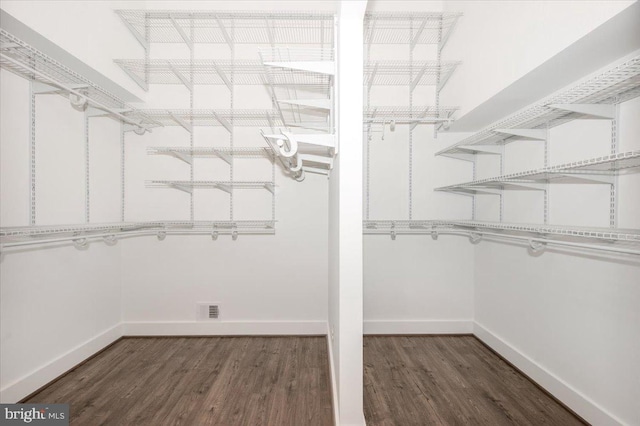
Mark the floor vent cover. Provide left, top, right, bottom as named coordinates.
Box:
left=197, top=303, right=220, bottom=321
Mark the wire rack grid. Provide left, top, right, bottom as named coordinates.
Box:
left=364, top=12, right=462, bottom=46
left=115, top=10, right=335, bottom=45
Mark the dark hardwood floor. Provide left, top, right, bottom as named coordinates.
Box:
left=25, top=336, right=334, bottom=426
left=364, top=335, right=586, bottom=426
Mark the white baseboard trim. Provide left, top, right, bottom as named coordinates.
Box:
left=474, top=322, right=625, bottom=426
left=364, top=319, right=474, bottom=335
left=326, top=327, right=340, bottom=426
left=123, top=320, right=328, bottom=336
left=0, top=323, right=124, bottom=403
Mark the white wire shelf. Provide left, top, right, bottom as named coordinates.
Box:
left=363, top=220, right=640, bottom=245
left=128, top=109, right=283, bottom=128
left=114, top=59, right=265, bottom=86
left=259, top=47, right=334, bottom=62
left=114, top=58, right=333, bottom=89
left=0, top=29, right=158, bottom=131
left=148, top=146, right=274, bottom=164
left=437, top=55, right=640, bottom=157
left=115, top=10, right=334, bottom=46
left=258, top=47, right=334, bottom=131
left=365, top=106, right=458, bottom=123
left=365, top=61, right=460, bottom=90
left=364, top=12, right=462, bottom=48
left=147, top=180, right=275, bottom=194
left=435, top=150, right=640, bottom=193
left=0, top=220, right=276, bottom=246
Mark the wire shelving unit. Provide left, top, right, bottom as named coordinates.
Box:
left=365, top=61, right=460, bottom=90
left=365, top=106, right=458, bottom=126
left=363, top=12, right=463, bottom=224
left=128, top=110, right=283, bottom=130
left=0, top=29, right=158, bottom=132
left=362, top=219, right=640, bottom=255
left=436, top=151, right=640, bottom=194
left=364, top=12, right=462, bottom=47
left=0, top=220, right=276, bottom=248
left=437, top=55, right=640, bottom=158
left=115, top=10, right=334, bottom=46
left=147, top=146, right=274, bottom=165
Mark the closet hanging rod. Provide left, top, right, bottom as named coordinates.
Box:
left=0, top=53, right=154, bottom=133
left=364, top=228, right=640, bottom=256
left=0, top=228, right=275, bottom=249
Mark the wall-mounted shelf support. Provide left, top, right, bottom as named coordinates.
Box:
left=548, top=103, right=616, bottom=119
left=211, top=111, right=233, bottom=133
left=168, top=112, right=193, bottom=133
left=494, top=129, right=547, bottom=141
left=457, top=145, right=503, bottom=155
left=169, top=15, right=193, bottom=49
left=168, top=62, right=193, bottom=91
left=264, top=60, right=335, bottom=75
left=278, top=99, right=332, bottom=110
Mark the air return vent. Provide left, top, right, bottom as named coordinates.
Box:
left=197, top=303, right=221, bottom=321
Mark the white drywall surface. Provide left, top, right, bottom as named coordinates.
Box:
left=328, top=2, right=366, bottom=424
left=0, top=0, right=333, bottom=402
left=0, top=70, right=123, bottom=403
left=363, top=0, right=475, bottom=332
left=440, top=2, right=640, bottom=424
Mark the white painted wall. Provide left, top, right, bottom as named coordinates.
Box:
left=0, top=0, right=333, bottom=402
left=0, top=69, right=123, bottom=402
left=1, top=0, right=147, bottom=100
left=471, top=95, right=640, bottom=426
left=328, top=2, right=366, bottom=424
left=363, top=0, right=475, bottom=334
left=440, top=2, right=640, bottom=424
left=441, top=0, right=634, bottom=117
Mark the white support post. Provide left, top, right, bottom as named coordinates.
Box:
left=329, top=2, right=366, bottom=425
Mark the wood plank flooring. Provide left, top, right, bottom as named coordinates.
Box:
left=364, top=336, right=586, bottom=426
left=25, top=336, right=334, bottom=426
